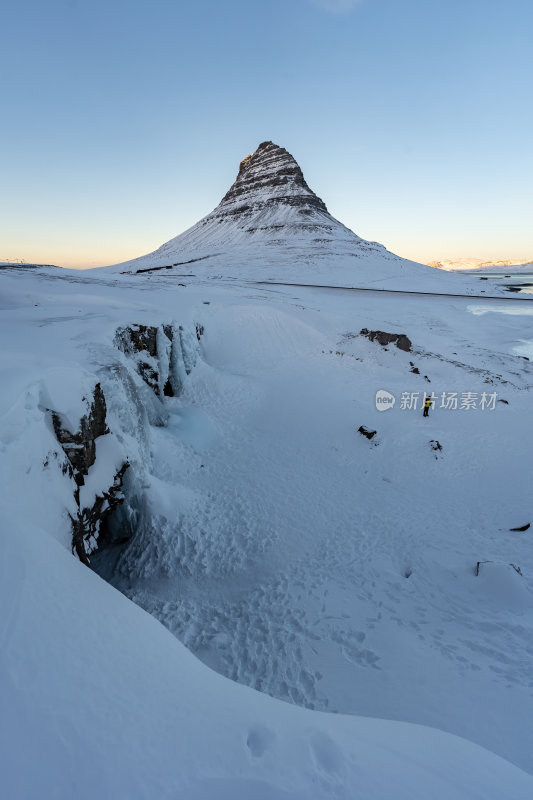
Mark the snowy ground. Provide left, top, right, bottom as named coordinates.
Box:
left=1, top=263, right=533, bottom=797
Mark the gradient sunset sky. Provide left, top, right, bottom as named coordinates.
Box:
left=2, top=0, right=532, bottom=269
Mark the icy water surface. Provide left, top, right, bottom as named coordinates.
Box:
left=475, top=274, right=533, bottom=295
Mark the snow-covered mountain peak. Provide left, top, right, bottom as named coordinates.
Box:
left=107, top=140, right=388, bottom=275
left=103, top=141, right=503, bottom=294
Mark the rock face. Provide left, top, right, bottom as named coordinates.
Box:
left=115, top=322, right=200, bottom=398
left=115, top=324, right=161, bottom=395
left=216, top=140, right=329, bottom=221
left=70, top=463, right=129, bottom=564
left=50, top=383, right=128, bottom=565
left=52, top=384, right=108, bottom=484
left=360, top=328, right=412, bottom=352
left=43, top=324, right=202, bottom=565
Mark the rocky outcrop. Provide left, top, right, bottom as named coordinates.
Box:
left=360, top=328, right=412, bottom=352
left=358, top=425, right=377, bottom=440
left=70, top=461, right=129, bottom=565
left=70, top=462, right=129, bottom=565
left=115, top=324, right=160, bottom=394
left=51, top=383, right=108, bottom=484
left=50, top=383, right=128, bottom=565
left=429, top=440, right=443, bottom=460
left=115, top=322, right=200, bottom=398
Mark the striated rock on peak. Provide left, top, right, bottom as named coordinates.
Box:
left=215, top=140, right=328, bottom=220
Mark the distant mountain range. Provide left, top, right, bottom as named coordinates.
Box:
left=429, top=258, right=533, bottom=272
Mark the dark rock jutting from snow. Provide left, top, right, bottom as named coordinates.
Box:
left=51, top=383, right=109, bottom=485
left=115, top=322, right=201, bottom=398
left=70, top=462, right=129, bottom=565
left=360, top=328, right=412, bottom=352
left=358, top=425, right=377, bottom=440
left=51, top=383, right=129, bottom=565
left=429, top=440, right=443, bottom=459
left=115, top=324, right=160, bottom=394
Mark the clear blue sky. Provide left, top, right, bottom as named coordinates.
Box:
left=2, top=0, right=532, bottom=268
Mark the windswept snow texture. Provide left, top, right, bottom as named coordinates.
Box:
left=3, top=517, right=533, bottom=800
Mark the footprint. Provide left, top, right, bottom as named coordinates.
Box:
left=309, top=731, right=345, bottom=777
left=246, top=725, right=276, bottom=758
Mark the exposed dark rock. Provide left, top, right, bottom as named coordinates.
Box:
left=115, top=324, right=170, bottom=396
left=51, top=383, right=108, bottom=484
left=410, top=366, right=420, bottom=374
left=358, top=425, right=377, bottom=440
left=133, top=256, right=210, bottom=275
left=217, top=141, right=328, bottom=221
left=116, top=322, right=200, bottom=399
left=70, top=462, right=129, bottom=565
left=49, top=382, right=129, bottom=564
left=509, top=523, right=530, bottom=532
left=118, top=324, right=158, bottom=358
left=429, top=440, right=443, bottom=459
left=360, top=328, right=412, bottom=352
left=498, top=399, right=509, bottom=405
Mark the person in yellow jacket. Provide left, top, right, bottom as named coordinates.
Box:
left=423, top=395, right=432, bottom=417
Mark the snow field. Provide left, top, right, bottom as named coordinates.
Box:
left=1, top=263, right=533, bottom=797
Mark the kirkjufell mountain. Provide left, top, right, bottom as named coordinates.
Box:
left=106, top=141, right=484, bottom=293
